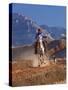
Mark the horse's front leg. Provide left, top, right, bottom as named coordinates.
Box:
left=37, top=54, right=41, bottom=67
left=41, top=54, right=45, bottom=64
left=38, top=54, right=44, bottom=66
left=38, top=53, right=44, bottom=65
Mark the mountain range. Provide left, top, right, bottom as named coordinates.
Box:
left=11, top=13, right=66, bottom=47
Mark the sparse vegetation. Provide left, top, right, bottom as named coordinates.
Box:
left=10, top=59, right=66, bottom=86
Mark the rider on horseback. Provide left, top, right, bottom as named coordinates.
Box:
left=34, top=28, right=47, bottom=54
left=34, top=28, right=48, bottom=66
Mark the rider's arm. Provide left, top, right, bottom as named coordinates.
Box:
left=43, top=36, right=47, bottom=38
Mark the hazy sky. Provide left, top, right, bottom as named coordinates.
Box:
left=11, top=3, right=66, bottom=28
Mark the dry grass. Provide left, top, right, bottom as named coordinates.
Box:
left=10, top=59, right=66, bottom=87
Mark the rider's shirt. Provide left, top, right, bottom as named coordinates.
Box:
left=36, top=32, right=43, bottom=42
left=38, top=34, right=43, bottom=42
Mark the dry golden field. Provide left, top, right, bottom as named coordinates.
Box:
left=10, top=58, right=66, bottom=87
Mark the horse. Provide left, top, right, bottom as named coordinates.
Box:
left=34, top=37, right=45, bottom=66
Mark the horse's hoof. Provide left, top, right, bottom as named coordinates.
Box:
left=38, top=65, right=40, bottom=67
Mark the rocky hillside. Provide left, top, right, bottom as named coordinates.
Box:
left=40, top=25, right=66, bottom=39
left=45, top=38, right=66, bottom=58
